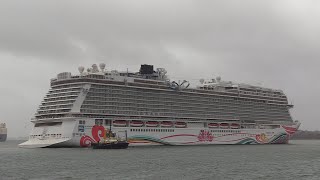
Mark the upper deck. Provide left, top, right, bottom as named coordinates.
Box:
left=34, top=64, right=294, bottom=124
left=50, top=64, right=289, bottom=105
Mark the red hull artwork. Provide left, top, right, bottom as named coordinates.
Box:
left=198, top=130, right=214, bottom=142
left=80, top=125, right=105, bottom=147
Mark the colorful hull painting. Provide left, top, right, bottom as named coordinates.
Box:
left=79, top=126, right=295, bottom=147
left=127, top=132, right=289, bottom=145
left=20, top=120, right=300, bottom=148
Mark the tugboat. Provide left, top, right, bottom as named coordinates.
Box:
left=91, top=128, right=129, bottom=149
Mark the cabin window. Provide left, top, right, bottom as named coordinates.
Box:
left=35, top=122, right=62, bottom=127
left=104, top=120, right=110, bottom=125
left=82, top=120, right=86, bottom=125
left=95, top=119, right=103, bottom=125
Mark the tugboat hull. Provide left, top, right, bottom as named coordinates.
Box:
left=91, top=141, right=129, bottom=149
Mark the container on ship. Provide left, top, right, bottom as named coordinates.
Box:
left=0, top=123, right=7, bottom=142
left=19, top=64, right=300, bottom=148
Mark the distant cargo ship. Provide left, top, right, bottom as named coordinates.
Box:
left=20, top=64, right=300, bottom=148
left=0, top=123, right=7, bottom=142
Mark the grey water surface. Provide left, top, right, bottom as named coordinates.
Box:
left=0, top=140, right=319, bottom=180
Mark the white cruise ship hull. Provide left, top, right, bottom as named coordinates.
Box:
left=19, top=119, right=300, bottom=148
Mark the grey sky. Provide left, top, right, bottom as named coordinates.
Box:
left=0, top=0, right=319, bottom=138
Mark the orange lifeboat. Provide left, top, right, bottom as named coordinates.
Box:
left=220, top=123, right=229, bottom=129
left=113, top=120, right=127, bottom=127
left=208, top=123, right=219, bottom=128
left=146, top=121, right=159, bottom=127
left=130, top=120, right=144, bottom=127
left=175, top=122, right=187, bottom=128
left=161, top=121, right=173, bottom=127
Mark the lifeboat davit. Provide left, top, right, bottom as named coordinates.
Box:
left=208, top=123, right=219, bottom=128
left=220, top=123, right=229, bottom=129
left=161, top=121, right=173, bottom=127
left=113, top=120, right=127, bottom=127
left=145, top=121, right=159, bottom=127
left=130, top=120, right=144, bottom=127
left=175, top=122, right=187, bottom=128
left=230, top=123, right=240, bottom=129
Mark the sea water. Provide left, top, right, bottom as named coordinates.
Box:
left=0, top=140, right=319, bottom=180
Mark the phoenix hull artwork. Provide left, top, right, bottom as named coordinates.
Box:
left=20, top=64, right=300, bottom=148
left=0, top=123, right=7, bottom=142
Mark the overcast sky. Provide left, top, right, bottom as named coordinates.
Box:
left=1, top=0, right=320, bottom=138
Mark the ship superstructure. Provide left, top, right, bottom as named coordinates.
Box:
left=0, top=123, right=7, bottom=142
left=20, top=64, right=300, bottom=148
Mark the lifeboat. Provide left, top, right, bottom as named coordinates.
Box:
left=208, top=123, right=219, bottom=128
left=161, top=121, right=173, bottom=127
left=230, top=123, right=240, bottom=129
left=130, top=120, right=144, bottom=127
left=113, top=120, right=127, bottom=127
left=220, top=123, right=229, bottom=129
left=175, top=122, right=187, bottom=128
left=145, top=121, right=159, bottom=127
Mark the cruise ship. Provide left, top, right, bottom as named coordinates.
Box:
left=19, top=64, right=300, bottom=148
left=0, top=123, right=7, bottom=142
